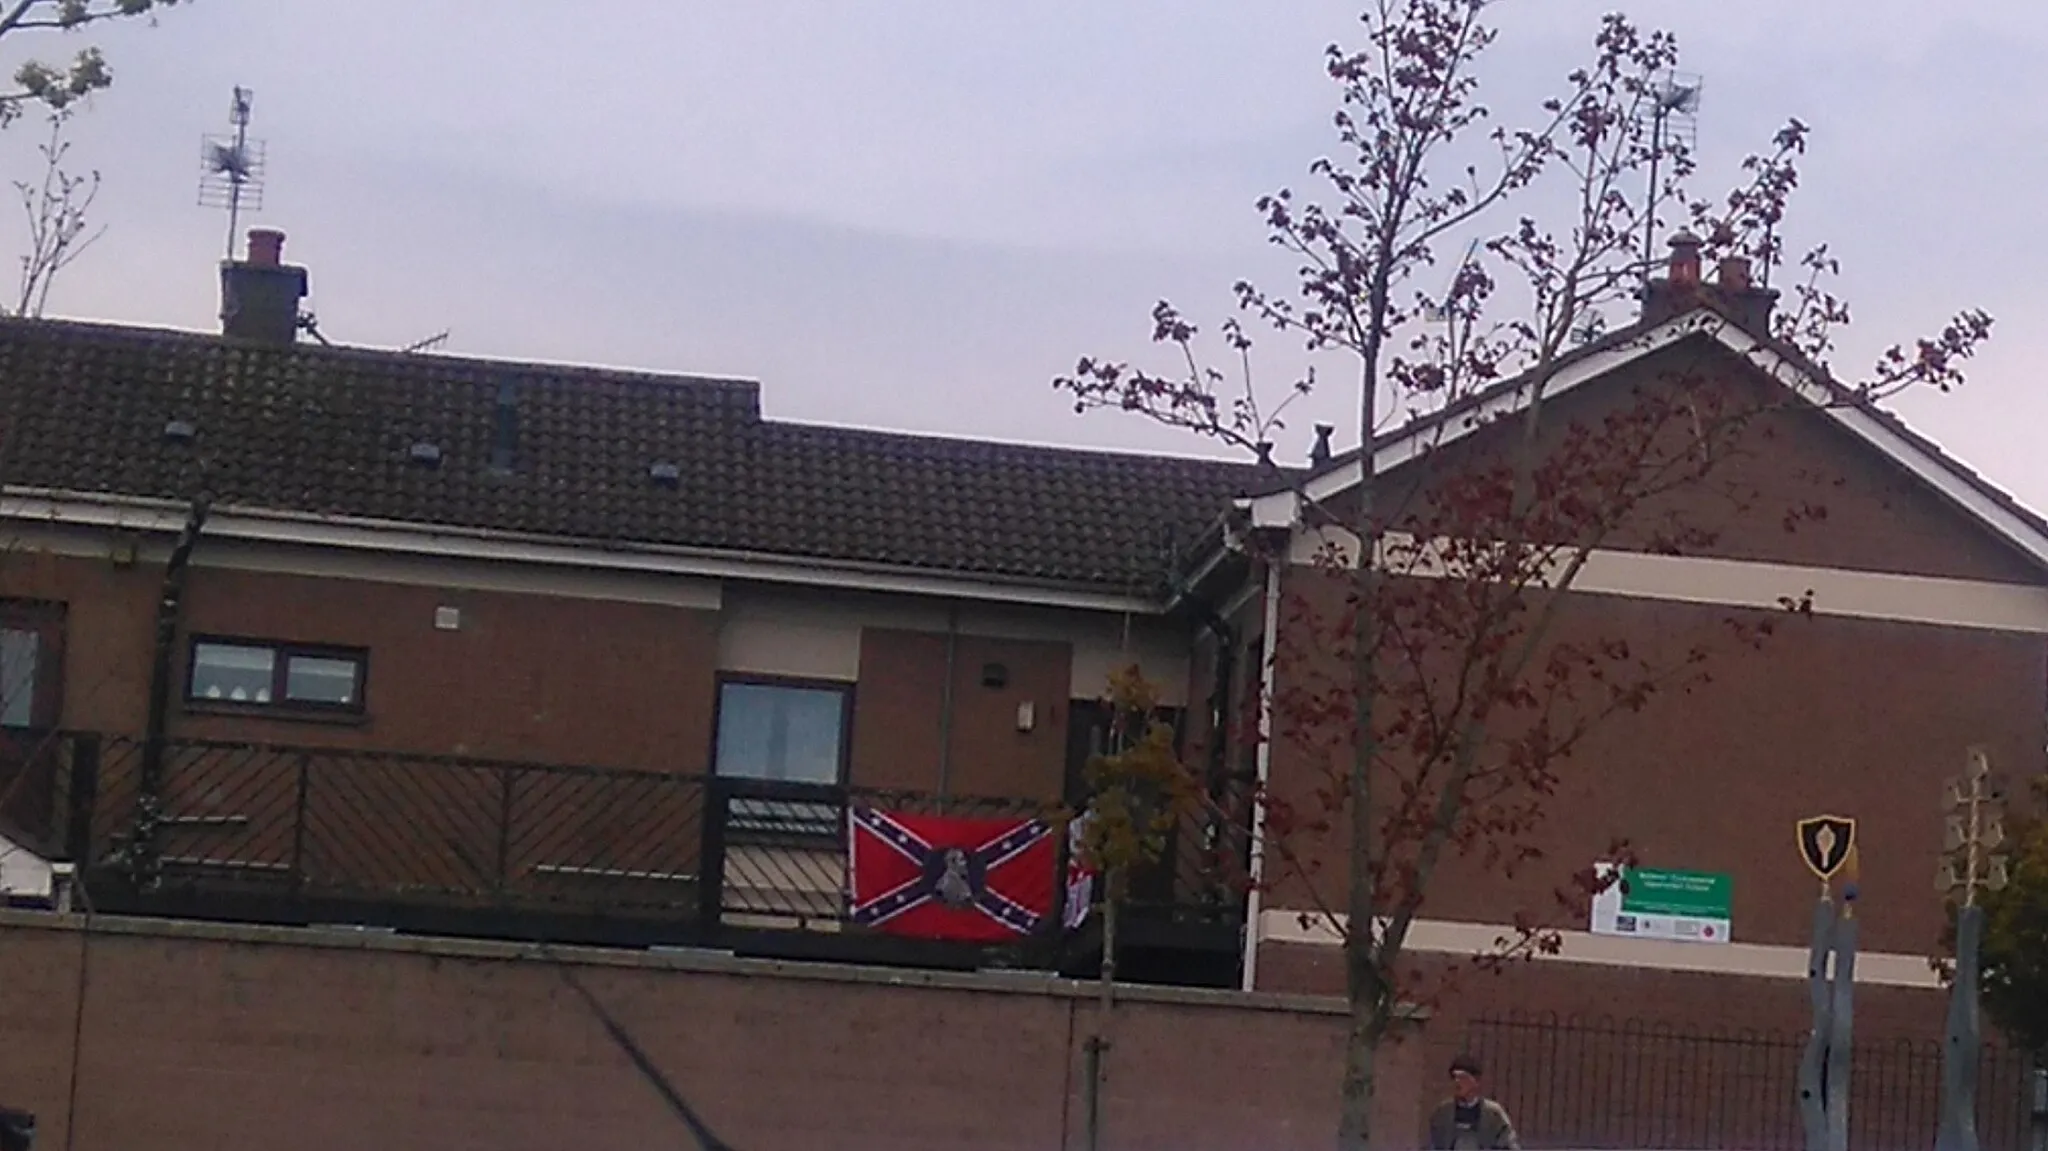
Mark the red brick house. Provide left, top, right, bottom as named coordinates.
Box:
left=1220, top=284, right=2048, bottom=1052
left=0, top=232, right=1266, bottom=985
left=0, top=230, right=2041, bottom=1067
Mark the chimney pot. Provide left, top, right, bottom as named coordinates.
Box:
left=1716, top=256, right=1752, bottom=291
left=1668, top=230, right=1703, bottom=286
left=247, top=228, right=286, bottom=267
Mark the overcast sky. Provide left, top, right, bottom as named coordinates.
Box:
left=11, top=2, right=2048, bottom=509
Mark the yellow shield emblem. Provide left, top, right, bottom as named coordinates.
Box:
left=1796, top=815, right=1857, bottom=881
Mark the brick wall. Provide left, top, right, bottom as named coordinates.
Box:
left=0, top=912, right=1423, bottom=1151
left=1378, top=341, right=2042, bottom=583
left=851, top=628, right=1072, bottom=797
left=1267, top=569, right=2046, bottom=959
left=0, top=552, right=726, bottom=769
left=0, top=547, right=1181, bottom=807
left=175, top=566, right=723, bottom=768
left=1257, top=343, right=2048, bottom=961
left=0, top=551, right=155, bottom=734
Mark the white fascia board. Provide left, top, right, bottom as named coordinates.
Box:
left=1707, top=324, right=2048, bottom=571
left=0, top=487, right=1165, bottom=616
left=1241, top=311, right=1726, bottom=528
left=1241, top=310, right=2048, bottom=576
left=1288, top=524, right=2048, bottom=634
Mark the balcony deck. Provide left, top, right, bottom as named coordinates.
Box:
left=23, top=732, right=1249, bottom=986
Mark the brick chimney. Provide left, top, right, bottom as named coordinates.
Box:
left=1711, top=254, right=1777, bottom=332
left=1640, top=230, right=1778, bottom=333
left=220, top=228, right=307, bottom=344
left=1639, top=231, right=1704, bottom=325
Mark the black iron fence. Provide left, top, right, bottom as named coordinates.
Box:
left=0, top=725, right=78, bottom=859
left=1467, top=1012, right=2041, bottom=1151
left=39, top=733, right=1242, bottom=964
left=1120, top=801, right=1250, bottom=927
left=77, top=733, right=711, bottom=939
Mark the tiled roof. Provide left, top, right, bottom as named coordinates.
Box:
left=0, top=319, right=1266, bottom=594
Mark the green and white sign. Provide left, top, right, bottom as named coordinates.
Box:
left=1589, top=864, right=1732, bottom=945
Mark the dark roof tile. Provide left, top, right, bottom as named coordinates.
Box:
left=0, top=319, right=1261, bottom=593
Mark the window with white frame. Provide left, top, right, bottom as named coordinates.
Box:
left=0, top=628, right=39, bottom=729
left=0, top=600, right=63, bottom=731
left=187, top=637, right=368, bottom=714
left=712, top=678, right=850, bottom=785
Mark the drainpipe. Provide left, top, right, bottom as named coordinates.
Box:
left=1239, top=557, right=1282, bottom=992
left=1197, top=614, right=1235, bottom=791
left=1166, top=558, right=1237, bottom=856
left=137, top=494, right=211, bottom=833
left=935, top=602, right=960, bottom=798
left=1181, top=602, right=1236, bottom=934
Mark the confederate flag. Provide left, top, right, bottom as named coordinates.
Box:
left=846, top=807, right=1056, bottom=942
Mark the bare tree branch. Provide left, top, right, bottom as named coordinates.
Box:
left=14, top=109, right=104, bottom=315
left=1055, top=4, right=1990, bottom=1148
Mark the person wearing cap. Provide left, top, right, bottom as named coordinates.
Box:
left=1428, top=1054, right=1519, bottom=1150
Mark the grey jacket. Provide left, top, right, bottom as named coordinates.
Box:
left=1427, top=1098, right=1520, bottom=1151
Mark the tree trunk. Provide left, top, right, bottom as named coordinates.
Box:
left=1084, top=874, right=1121, bottom=1151
left=1336, top=947, right=1385, bottom=1151
left=1337, top=271, right=1389, bottom=1151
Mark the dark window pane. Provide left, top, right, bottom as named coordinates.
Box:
left=0, top=629, right=37, bottom=728
left=286, top=655, right=359, bottom=706
left=192, top=643, right=276, bottom=704
left=714, top=682, right=846, bottom=784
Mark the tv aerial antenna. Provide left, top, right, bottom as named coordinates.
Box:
left=401, top=330, right=451, bottom=355
left=1638, top=70, right=1701, bottom=284
left=198, top=86, right=266, bottom=260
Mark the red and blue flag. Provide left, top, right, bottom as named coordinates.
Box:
left=846, top=807, right=1056, bottom=942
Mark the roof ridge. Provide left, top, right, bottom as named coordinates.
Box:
left=1264, top=310, right=1692, bottom=496
left=0, top=315, right=764, bottom=404
left=765, top=418, right=1277, bottom=473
